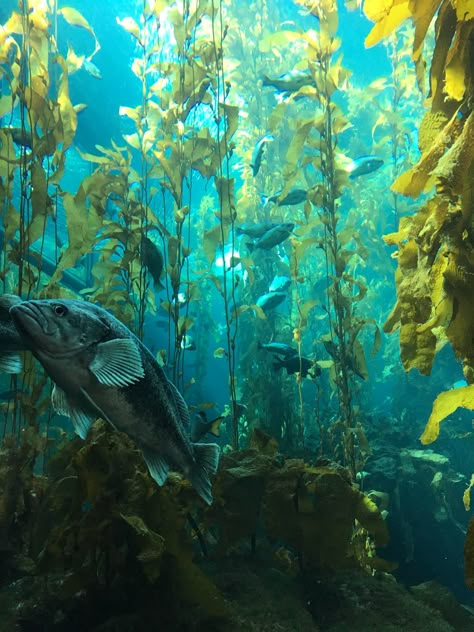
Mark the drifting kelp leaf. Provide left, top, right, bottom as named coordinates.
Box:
left=123, top=133, right=140, bottom=150
left=251, top=304, right=267, bottom=320
left=28, top=160, right=49, bottom=244
left=59, top=7, right=100, bottom=58
left=343, top=274, right=367, bottom=302
left=205, top=274, right=224, bottom=297
left=269, top=102, right=289, bottom=132
left=298, top=300, right=318, bottom=328
left=55, top=55, right=77, bottom=150
left=203, top=225, right=227, bottom=264
left=116, top=16, right=141, bottom=42
left=420, top=385, right=474, bottom=444
left=463, top=474, right=474, bottom=512
left=412, top=0, right=443, bottom=60
left=214, top=347, right=227, bottom=359
left=444, top=18, right=474, bottom=101
left=364, top=0, right=412, bottom=48
left=351, top=339, right=369, bottom=380
left=178, top=316, right=194, bottom=337
left=285, top=118, right=314, bottom=172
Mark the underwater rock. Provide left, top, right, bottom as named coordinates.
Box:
left=411, top=580, right=474, bottom=630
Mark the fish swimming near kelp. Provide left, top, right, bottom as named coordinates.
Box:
left=251, top=134, right=274, bottom=177
left=140, top=235, right=165, bottom=289
left=273, top=354, right=319, bottom=378
left=0, top=294, right=29, bottom=373
left=262, top=69, right=313, bottom=94
left=261, top=189, right=307, bottom=206
left=236, top=221, right=277, bottom=239
left=9, top=298, right=220, bottom=504
left=345, top=155, right=383, bottom=179
left=256, top=291, right=287, bottom=312
left=258, top=341, right=298, bottom=358
left=247, top=222, right=294, bottom=251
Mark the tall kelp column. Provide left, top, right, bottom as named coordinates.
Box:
left=363, top=0, right=474, bottom=588
left=0, top=2, right=95, bottom=440
left=262, top=0, right=377, bottom=477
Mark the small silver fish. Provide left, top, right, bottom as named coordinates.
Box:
left=10, top=299, right=220, bottom=504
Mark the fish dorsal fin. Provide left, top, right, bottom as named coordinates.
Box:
left=142, top=447, right=169, bottom=486
left=52, top=384, right=93, bottom=440
left=0, top=352, right=22, bottom=374
left=90, top=338, right=144, bottom=387
left=166, top=379, right=190, bottom=428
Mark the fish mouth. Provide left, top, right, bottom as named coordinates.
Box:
left=10, top=302, right=55, bottom=336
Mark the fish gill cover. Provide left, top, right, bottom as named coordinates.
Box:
left=0, top=0, right=474, bottom=626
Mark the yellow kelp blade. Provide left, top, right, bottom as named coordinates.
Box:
left=420, top=384, right=474, bottom=445
left=364, top=0, right=411, bottom=48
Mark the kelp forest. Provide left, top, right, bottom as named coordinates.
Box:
left=0, top=0, right=474, bottom=630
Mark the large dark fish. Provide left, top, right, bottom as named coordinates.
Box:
left=346, top=155, right=384, bottom=179
left=262, top=189, right=307, bottom=206
left=140, top=236, right=165, bottom=289
left=0, top=294, right=29, bottom=373
left=251, top=134, right=274, bottom=177
left=256, top=291, right=287, bottom=312
left=10, top=299, right=220, bottom=504
left=248, top=222, right=294, bottom=251
left=258, top=341, right=298, bottom=358
left=273, top=355, right=319, bottom=378
left=262, top=69, right=313, bottom=94
left=236, top=221, right=277, bottom=239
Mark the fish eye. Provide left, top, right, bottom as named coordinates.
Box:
left=54, top=304, right=68, bottom=317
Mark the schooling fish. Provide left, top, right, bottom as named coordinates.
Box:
left=262, top=189, right=307, bottom=206
left=0, top=294, right=29, bottom=373
left=345, top=155, right=383, bottom=179
left=247, top=222, right=294, bottom=251
left=10, top=299, right=220, bottom=505
left=258, top=341, right=298, bottom=358
left=251, top=134, right=274, bottom=177
left=262, top=69, right=313, bottom=94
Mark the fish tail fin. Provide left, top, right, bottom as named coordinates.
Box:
left=260, top=193, right=270, bottom=206
left=190, top=443, right=220, bottom=505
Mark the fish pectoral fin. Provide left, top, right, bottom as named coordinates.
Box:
left=189, top=443, right=220, bottom=505
left=52, top=384, right=93, bottom=440
left=0, top=353, right=22, bottom=374
left=209, top=416, right=224, bottom=437
left=142, top=448, right=169, bottom=486
left=90, top=338, right=144, bottom=387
